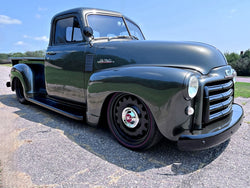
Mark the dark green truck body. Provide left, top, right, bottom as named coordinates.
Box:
left=7, top=8, right=243, bottom=151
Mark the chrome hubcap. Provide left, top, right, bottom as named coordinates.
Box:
left=122, top=107, right=139, bottom=128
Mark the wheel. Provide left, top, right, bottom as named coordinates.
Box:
left=15, top=78, right=28, bottom=104
left=107, top=93, right=162, bottom=150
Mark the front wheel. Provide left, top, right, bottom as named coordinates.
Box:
left=107, top=93, right=162, bottom=150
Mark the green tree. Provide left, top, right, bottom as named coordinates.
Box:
left=241, top=50, right=250, bottom=58
left=225, top=50, right=250, bottom=76
left=0, top=53, right=9, bottom=60
left=25, top=50, right=45, bottom=57
left=0, top=50, right=46, bottom=64
left=0, top=53, right=10, bottom=63
left=10, top=52, right=25, bottom=57
left=225, top=52, right=240, bottom=64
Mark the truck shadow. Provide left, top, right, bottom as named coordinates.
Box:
left=0, top=94, right=229, bottom=175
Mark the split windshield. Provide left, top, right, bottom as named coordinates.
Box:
left=87, top=14, right=145, bottom=40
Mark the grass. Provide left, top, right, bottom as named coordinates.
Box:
left=0, top=63, right=12, bottom=67
left=235, top=82, right=250, bottom=98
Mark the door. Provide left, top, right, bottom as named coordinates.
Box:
left=45, top=15, right=87, bottom=103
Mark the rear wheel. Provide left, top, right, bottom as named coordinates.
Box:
left=107, top=93, right=162, bottom=150
left=15, top=79, right=28, bottom=104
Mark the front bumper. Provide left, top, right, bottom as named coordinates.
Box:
left=177, top=104, right=243, bottom=151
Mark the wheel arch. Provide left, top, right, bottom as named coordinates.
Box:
left=10, top=64, right=35, bottom=98
left=97, top=92, right=116, bottom=128
left=86, top=66, right=193, bottom=141
left=96, top=91, right=151, bottom=126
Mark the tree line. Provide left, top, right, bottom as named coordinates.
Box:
left=0, top=49, right=249, bottom=76
left=0, top=50, right=45, bottom=63
left=225, top=50, right=250, bottom=76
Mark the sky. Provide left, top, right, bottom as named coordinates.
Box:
left=1, top=0, right=250, bottom=54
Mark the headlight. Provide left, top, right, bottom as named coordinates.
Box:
left=232, top=69, right=237, bottom=83
left=188, top=75, right=199, bottom=99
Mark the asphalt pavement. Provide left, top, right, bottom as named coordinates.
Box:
left=237, top=76, right=250, bottom=83
left=0, top=65, right=249, bottom=187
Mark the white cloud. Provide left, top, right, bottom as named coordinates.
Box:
left=230, top=9, right=237, bottom=14
left=35, top=14, right=41, bottom=19
left=38, top=7, right=48, bottom=11
left=0, top=15, right=22, bottom=24
left=36, top=7, right=48, bottom=19
left=14, top=41, right=26, bottom=45
left=34, top=36, right=49, bottom=42
left=228, top=9, right=238, bottom=18
left=23, top=35, right=49, bottom=42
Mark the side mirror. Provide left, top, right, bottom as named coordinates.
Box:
left=83, top=26, right=93, bottom=38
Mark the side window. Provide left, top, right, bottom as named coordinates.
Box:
left=54, top=17, right=83, bottom=45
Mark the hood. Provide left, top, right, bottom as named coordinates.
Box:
left=94, top=40, right=227, bottom=75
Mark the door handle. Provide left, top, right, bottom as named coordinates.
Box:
left=46, top=52, right=56, bottom=55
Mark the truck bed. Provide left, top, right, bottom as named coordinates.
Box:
left=11, top=57, right=45, bottom=66
left=10, top=56, right=85, bottom=120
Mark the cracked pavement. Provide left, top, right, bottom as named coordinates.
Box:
left=0, top=65, right=249, bottom=187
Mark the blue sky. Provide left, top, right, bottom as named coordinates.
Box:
left=1, top=0, right=250, bottom=53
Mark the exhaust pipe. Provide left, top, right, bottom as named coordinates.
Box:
left=6, top=81, right=10, bottom=87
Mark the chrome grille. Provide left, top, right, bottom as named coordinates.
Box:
left=203, top=79, right=234, bottom=124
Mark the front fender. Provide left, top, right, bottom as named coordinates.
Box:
left=87, top=66, right=197, bottom=140
left=11, top=64, right=34, bottom=98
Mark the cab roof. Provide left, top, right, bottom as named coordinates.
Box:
left=53, top=7, right=123, bottom=19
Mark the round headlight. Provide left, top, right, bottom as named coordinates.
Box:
left=188, top=75, right=199, bottom=99
left=232, top=69, right=237, bottom=83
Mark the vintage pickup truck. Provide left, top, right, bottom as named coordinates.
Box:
left=7, top=8, right=243, bottom=151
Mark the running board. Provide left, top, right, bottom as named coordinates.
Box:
left=27, top=97, right=85, bottom=121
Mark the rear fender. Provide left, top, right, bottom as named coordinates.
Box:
left=11, top=64, right=34, bottom=98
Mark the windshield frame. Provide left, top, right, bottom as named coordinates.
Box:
left=124, top=16, right=145, bottom=40
left=85, top=13, right=145, bottom=41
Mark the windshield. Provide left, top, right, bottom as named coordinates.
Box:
left=125, top=19, right=145, bottom=40
left=87, top=14, right=145, bottom=40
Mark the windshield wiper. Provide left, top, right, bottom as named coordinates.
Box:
left=131, top=35, right=139, bottom=40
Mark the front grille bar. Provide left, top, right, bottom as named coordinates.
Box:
left=209, top=104, right=232, bottom=122
left=207, top=80, right=233, bottom=92
left=209, top=88, right=233, bottom=102
left=209, top=96, right=233, bottom=112
left=203, top=79, right=233, bottom=124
